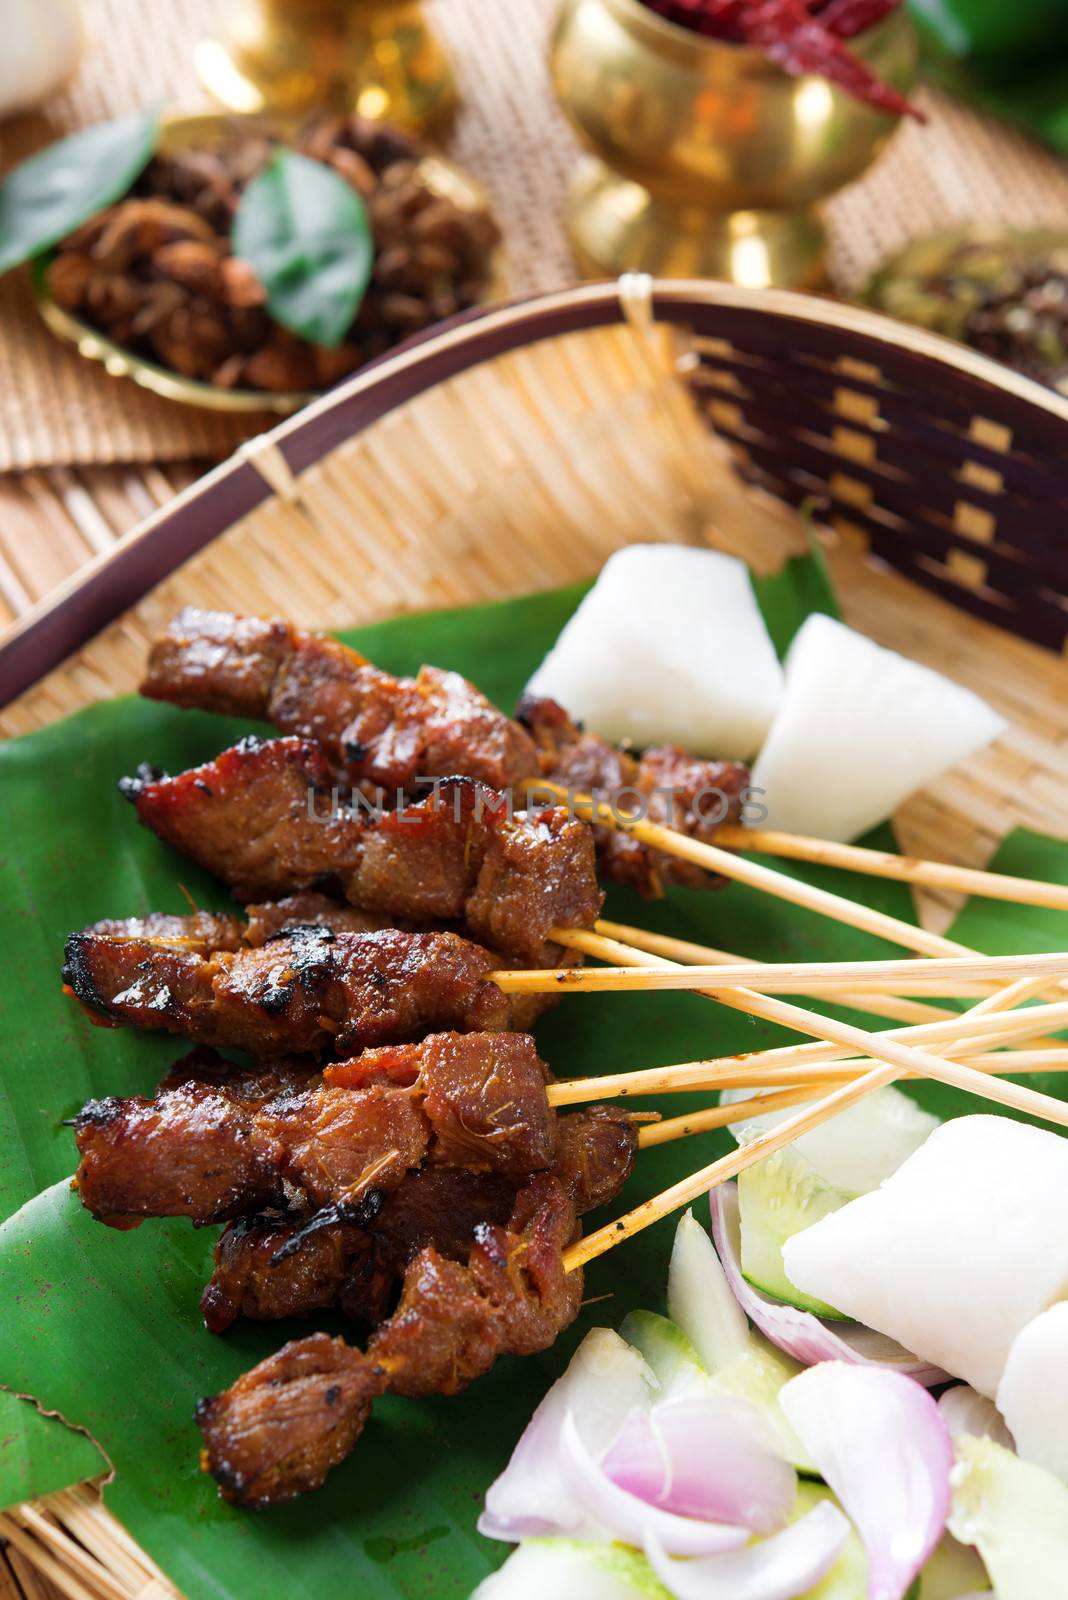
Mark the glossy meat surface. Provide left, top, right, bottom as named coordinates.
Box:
left=200, top=1103, right=636, bottom=1333
left=126, top=742, right=602, bottom=962
left=73, top=1033, right=557, bottom=1226
left=142, top=607, right=538, bottom=793
left=197, top=1174, right=582, bottom=1506
left=63, top=926, right=512, bottom=1056
left=519, top=694, right=750, bottom=896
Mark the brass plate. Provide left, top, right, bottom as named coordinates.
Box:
left=33, top=109, right=504, bottom=415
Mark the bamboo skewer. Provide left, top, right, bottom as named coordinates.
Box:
left=492, top=949, right=1068, bottom=998
left=550, top=1048, right=1068, bottom=1106
left=542, top=927, right=1068, bottom=1127
left=555, top=927, right=1068, bottom=1078
left=532, top=781, right=975, bottom=960
left=636, top=1084, right=822, bottom=1148
left=713, top=824, right=1068, bottom=912
left=565, top=969, right=1068, bottom=1272
left=594, top=919, right=957, bottom=1029
left=563, top=1064, right=913, bottom=1271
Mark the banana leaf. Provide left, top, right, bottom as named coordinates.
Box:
left=1, top=563, right=1064, bottom=1597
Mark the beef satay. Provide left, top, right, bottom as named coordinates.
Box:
left=201, top=1104, right=637, bottom=1334
left=518, top=694, right=750, bottom=897
left=141, top=606, right=538, bottom=794
left=196, top=1173, right=581, bottom=1507
left=201, top=1166, right=517, bottom=1334
left=140, top=608, right=749, bottom=898
left=89, top=896, right=400, bottom=956
left=121, top=740, right=602, bottom=963
left=63, top=926, right=519, bottom=1057
left=72, top=1032, right=557, bottom=1228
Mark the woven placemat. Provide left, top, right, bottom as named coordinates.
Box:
left=3, top=0, right=1068, bottom=472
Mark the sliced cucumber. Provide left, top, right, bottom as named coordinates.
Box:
left=667, top=1208, right=749, bottom=1372
left=658, top=1213, right=814, bottom=1471
left=472, top=1538, right=670, bottom=1599
left=618, top=1310, right=707, bottom=1401
left=794, top=1482, right=867, bottom=1600
left=947, top=1434, right=1068, bottom=1600
left=917, top=1534, right=991, bottom=1600
left=723, top=1086, right=939, bottom=1316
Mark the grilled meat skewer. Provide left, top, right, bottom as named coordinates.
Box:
left=87, top=892, right=399, bottom=953
left=141, top=607, right=750, bottom=898
left=63, top=925, right=548, bottom=1058
left=72, top=1033, right=558, bottom=1228
left=141, top=606, right=538, bottom=795
left=197, top=1172, right=582, bottom=1507
left=519, top=694, right=750, bottom=897
left=121, top=743, right=602, bottom=964
left=202, top=1101, right=637, bottom=1332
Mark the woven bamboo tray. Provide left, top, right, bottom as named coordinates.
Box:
left=4, top=277, right=1068, bottom=1600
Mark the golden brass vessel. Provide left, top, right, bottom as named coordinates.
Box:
left=550, top=0, right=918, bottom=288
left=195, top=0, right=457, bottom=134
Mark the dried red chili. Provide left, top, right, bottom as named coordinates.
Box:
left=640, top=0, right=922, bottom=120
left=818, top=0, right=901, bottom=37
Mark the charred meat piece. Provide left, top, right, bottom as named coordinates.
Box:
left=197, top=1331, right=382, bottom=1508
left=201, top=1166, right=516, bottom=1334
left=200, top=1104, right=636, bottom=1333
left=124, top=741, right=602, bottom=962
left=196, top=1173, right=582, bottom=1506
left=63, top=926, right=514, bottom=1057
left=139, top=608, right=750, bottom=898
left=519, top=693, right=750, bottom=897
left=72, top=1032, right=558, bottom=1228
left=73, top=1079, right=289, bottom=1228
left=119, top=735, right=365, bottom=904
left=142, top=606, right=538, bottom=794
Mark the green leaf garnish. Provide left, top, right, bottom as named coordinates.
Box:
left=233, top=149, right=373, bottom=349
left=0, top=110, right=160, bottom=276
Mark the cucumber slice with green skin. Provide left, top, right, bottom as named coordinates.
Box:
left=947, top=1434, right=1068, bottom=1600
left=723, top=1086, right=939, bottom=1317
left=658, top=1214, right=815, bottom=1471
left=471, top=1537, right=670, bottom=1599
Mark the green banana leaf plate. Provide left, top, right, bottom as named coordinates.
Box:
left=2, top=562, right=1067, bottom=1599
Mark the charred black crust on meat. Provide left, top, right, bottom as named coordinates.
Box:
left=62, top=934, right=108, bottom=1013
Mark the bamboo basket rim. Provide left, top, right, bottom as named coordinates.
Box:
left=3, top=276, right=1068, bottom=715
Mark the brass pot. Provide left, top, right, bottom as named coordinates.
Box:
left=195, top=0, right=456, bottom=134
left=550, top=0, right=918, bottom=288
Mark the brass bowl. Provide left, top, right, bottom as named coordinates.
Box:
left=33, top=110, right=504, bottom=416
left=195, top=0, right=457, bottom=134
left=550, top=0, right=919, bottom=288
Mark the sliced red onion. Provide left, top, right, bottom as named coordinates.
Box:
left=559, top=1410, right=751, bottom=1557
left=709, top=1184, right=949, bottom=1386
left=938, top=1385, right=1015, bottom=1451
left=479, top=1327, right=652, bottom=1543
left=780, top=1363, right=953, bottom=1600
left=644, top=1501, right=850, bottom=1600
left=602, top=1396, right=796, bottom=1534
